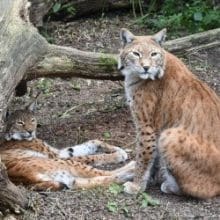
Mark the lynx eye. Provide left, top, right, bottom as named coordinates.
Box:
left=31, top=118, right=36, bottom=123
left=132, top=51, right=141, bottom=57
left=16, top=121, right=24, bottom=126
left=151, top=52, right=158, bottom=57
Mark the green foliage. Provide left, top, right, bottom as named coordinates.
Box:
left=102, top=131, right=111, bottom=139
left=50, top=1, right=76, bottom=17
left=36, top=78, right=52, bottom=94
left=108, top=183, right=124, bottom=195
left=136, top=0, right=220, bottom=35
left=106, top=201, right=118, bottom=213
left=106, top=184, right=159, bottom=217
left=138, top=192, right=160, bottom=207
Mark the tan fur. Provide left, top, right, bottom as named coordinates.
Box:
left=119, top=28, right=220, bottom=199
left=0, top=106, right=135, bottom=191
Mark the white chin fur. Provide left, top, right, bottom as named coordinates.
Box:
left=121, top=66, right=164, bottom=80
left=11, top=133, right=23, bottom=140
left=5, top=132, right=35, bottom=141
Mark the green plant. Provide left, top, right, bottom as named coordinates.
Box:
left=50, top=1, right=76, bottom=17
left=36, top=78, right=52, bottom=94
left=102, top=131, right=111, bottom=139
left=138, top=192, right=160, bottom=207
left=106, top=201, right=118, bottom=213
left=108, top=183, right=124, bottom=195
left=135, top=0, right=220, bottom=35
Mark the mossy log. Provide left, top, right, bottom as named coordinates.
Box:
left=26, top=28, right=220, bottom=82
left=1, top=0, right=220, bottom=120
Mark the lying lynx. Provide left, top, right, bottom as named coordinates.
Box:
left=118, top=28, right=220, bottom=199
left=0, top=102, right=135, bottom=191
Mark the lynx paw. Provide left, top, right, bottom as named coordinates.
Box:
left=161, top=180, right=181, bottom=195
left=123, top=181, right=142, bottom=194
left=114, top=147, right=128, bottom=162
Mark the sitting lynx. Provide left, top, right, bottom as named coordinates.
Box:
left=118, top=28, right=220, bottom=199
left=0, top=102, right=135, bottom=191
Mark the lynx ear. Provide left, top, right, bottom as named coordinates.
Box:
left=26, top=101, right=37, bottom=112
left=152, top=28, right=167, bottom=46
left=26, top=92, right=41, bottom=112
left=120, top=28, right=135, bottom=46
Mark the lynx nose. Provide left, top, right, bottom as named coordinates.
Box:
left=27, top=130, right=32, bottom=135
left=143, top=66, right=150, bottom=72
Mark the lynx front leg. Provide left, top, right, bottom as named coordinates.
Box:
left=124, top=127, right=157, bottom=194
left=158, top=127, right=220, bottom=199
left=59, top=140, right=128, bottom=164
left=124, top=94, right=158, bottom=194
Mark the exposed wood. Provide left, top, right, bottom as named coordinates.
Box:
left=30, top=0, right=55, bottom=26
left=0, top=0, right=48, bottom=123
left=165, top=28, right=220, bottom=54
left=0, top=0, right=46, bottom=213
left=27, top=45, right=120, bottom=81
left=26, top=28, right=220, bottom=81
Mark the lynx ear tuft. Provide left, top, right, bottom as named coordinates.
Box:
left=152, top=28, right=167, bottom=46
left=26, top=101, right=37, bottom=112
left=120, top=28, right=135, bottom=46
left=26, top=92, right=41, bottom=112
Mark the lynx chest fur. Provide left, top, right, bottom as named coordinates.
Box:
left=118, top=28, right=220, bottom=199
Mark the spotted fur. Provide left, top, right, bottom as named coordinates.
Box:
left=119, top=28, right=220, bottom=199
left=0, top=104, right=135, bottom=191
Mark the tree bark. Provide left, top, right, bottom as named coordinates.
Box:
left=30, top=0, right=55, bottom=26
left=30, top=0, right=131, bottom=27
left=0, top=0, right=48, bottom=123
left=0, top=162, right=28, bottom=214
left=0, top=0, right=46, bottom=213
left=1, top=0, right=220, bottom=120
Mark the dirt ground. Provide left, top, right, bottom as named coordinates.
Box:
left=5, top=12, right=220, bottom=219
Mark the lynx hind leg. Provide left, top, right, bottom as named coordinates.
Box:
left=59, top=140, right=128, bottom=164
left=158, top=127, right=220, bottom=199
left=159, top=164, right=182, bottom=195
left=30, top=181, right=68, bottom=191
left=73, top=160, right=136, bottom=189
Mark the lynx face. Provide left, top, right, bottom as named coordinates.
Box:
left=118, top=28, right=166, bottom=80
left=5, top=103, right=37, bottom=141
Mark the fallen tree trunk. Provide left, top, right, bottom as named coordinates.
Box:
left=30, top=0, right=131, bottom=27
left=1, top=0, right=220, bottom=119
left=26, top=28, right=220, bottom=81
